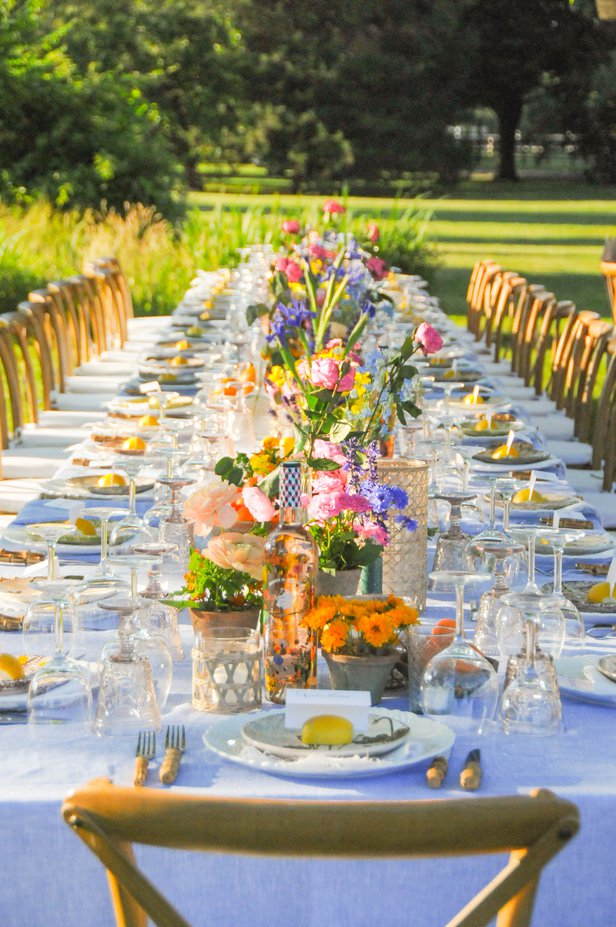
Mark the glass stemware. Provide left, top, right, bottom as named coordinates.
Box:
left=94, top=595, right=161, bottom=736
left=432, top=491, right=479, bottom=572
left=23, top=579, right=83, bottom=660
left=130, top=541, right=184, bottom=660
left=535, top=527, right=585, bottom=641
left=108, top=458, right=154, bottom=548
left=421, top=570, right=498, bottom=733
left=26, top=579, right=96, bottom=730
left=24, top=522, right=79, bottom=583
left=499, top=611, right=563, bottom=736
left=80, top=506, right=129, bottom=581
left=472, top=539, right=525, bottom=657
left=156, top=475, right=196, bottom=561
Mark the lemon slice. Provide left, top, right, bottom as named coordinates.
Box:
left=588, top=581, right=616, bottom=604
left=138, top=414, right=158, bottom=427
left=121, top=436, right=146, bottom=451
left=463, top=393, right=484, bottom=405
left=474, top=419, right=489, bottom=432
left=169, top=355, right=189, bottom=366
left=97, top=473, right=127, bottom=488
left=0, top=653, right=25, bottom=681
left=74, top=517, right=97, bottom=536
left=512, top=488, right=546, bottom=504
left=301, top=715, right=354, bottom=745
left=492, top=444, right=519, bottom=460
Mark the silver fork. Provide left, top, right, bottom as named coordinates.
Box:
left=134, top=730, right=156, bottom=787
left=159, top=724, right=186, bottom=784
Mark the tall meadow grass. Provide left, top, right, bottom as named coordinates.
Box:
left=0, top=197, right=436, bottom=316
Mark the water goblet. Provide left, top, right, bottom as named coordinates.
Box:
left=499, top=612, right=562, bottom=736
left=156, top=475, right=196, bottom=562
left=24, top=522, right=79, bottom=583
left=534, top=527, right=586, bottom=641
left=130, top=541, right=184, bottom=660
left=23, top=579, right=82, bottom=660
left=421, top=570, right=498, bottom=734
left=79, top=506, right=129, bottom=581
left=472, top=539, right=525, bottom=657
left=493, top=477, right=526, bottom=535
left=432, top=491, right=479, bottom=572
left=108, top=458, right=155, bottom=548
left=496, top=588, right=566, bottom=662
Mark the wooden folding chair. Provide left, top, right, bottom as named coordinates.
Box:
left=63, top=778, right=579, bottom=927
left=467, top=261, right=501, bottom=338
left=483, top=273, right=526, bottom=353
left=600, top=260, right=616, bottom=325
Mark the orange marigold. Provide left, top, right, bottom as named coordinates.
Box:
left=321, top=618, right=350, bottom=653
left=303, top=603, right=338, bottom=631
left=356, top=612, right=396, bottom=648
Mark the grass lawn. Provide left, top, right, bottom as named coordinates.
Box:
left=189, top=178, right=616, bottom=325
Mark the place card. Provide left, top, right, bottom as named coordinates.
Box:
left=284, top=689, right=371, bottom=732
left=138, top=380, right=160, bottom=394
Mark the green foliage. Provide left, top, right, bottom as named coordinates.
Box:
left=579, top=51, right=616, bottom=184
left=170, top=547, right=262, bottom=612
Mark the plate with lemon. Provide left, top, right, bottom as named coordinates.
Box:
left=561, top=581, right=616, bottom=616
left=494, top=487, right=581, bottom=511
left=0, top=653, right=46, bottom=701
left=203, top=709, right=455, bottom=779
left=460, top=418, right=525, bottom=439
left=66, top=473, right=155, bottom=497
left=472, top=442, right=550, bottom=466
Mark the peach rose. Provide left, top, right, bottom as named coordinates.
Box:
left=183, top=478, right=240, bottom=534
left=204, top=532, right=266, bottom=580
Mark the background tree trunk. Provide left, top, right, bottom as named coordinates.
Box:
left=496, top=99, right=523, bottom=181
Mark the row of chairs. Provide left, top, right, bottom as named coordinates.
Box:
left=0, top=257, right=167, bottom=500
left=466, top=260, right=616, bottom=523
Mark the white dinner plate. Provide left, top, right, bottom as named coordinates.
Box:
left=556, top=655, right=616, bottom=707
left=241, top=710, right=411, bottom=760
left=203, top=709, right=455, bottom=779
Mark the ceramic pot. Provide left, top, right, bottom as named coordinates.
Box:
left=323, top=651, right=400, bottom=705
left=317, top=569, right=361, bottom=597
left=189, top=607, right=260, bottom=638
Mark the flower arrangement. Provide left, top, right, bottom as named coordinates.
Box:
left=169, top=533, right=265, bottom=613
left=302, top=594, right=419, bottom=656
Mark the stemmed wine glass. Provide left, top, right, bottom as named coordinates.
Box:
left=24, top=522, right=79, bottom=583
left=499, top=608, right=563, bottom=736
left=80, top=507, right=129, bottom=581
left=130, top=541, right=184, bottom=660
left=432, top=491, right=480, bottom=572
left=156, top=475, right=196, bottom=561
left=25, top=578, right=116, bottom=730
left=493, top=477, right=526, bottom=535
left=535, top=527, right=585, bottom=641
left=103, top=553, right=173, bottom=707
left=472, top=539, right=525, bottom=657
left=421, top=570, right=498, bottom=733
left=108, top=458, right=154, bottom=548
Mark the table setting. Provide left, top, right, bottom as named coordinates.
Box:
left=1, top=223, right=615, bottom=927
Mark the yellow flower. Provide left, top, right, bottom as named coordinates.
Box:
left=321, top=618, right=350, bottom=652
left=357, top=612, right=396, bottom=648
left=280, top=436, right=295, bottom=457
left=249, top=453, right=273, bottom=476
left=262, top=437, right=279, bottom=452
left=267, top=365, right=287, bottom=389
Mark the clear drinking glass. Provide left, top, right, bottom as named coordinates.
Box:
left=421, top=570, right=498, bottom=733
left=535, top=527, right=585, bottom=641
left=499, top=614, right=562, bottom=736
left=472, top=539, right=525, bottom=657
left=24, top=522, right=79, bottom=583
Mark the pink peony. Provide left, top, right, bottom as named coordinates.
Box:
left=312, top=439, right=348, bottom=466
left=354, top=520, right=389, bottom=547
left=281, top=219, right=300, bottom=234
left=183, top=478, right=240, bottom=534
left=242, top=485, right=276, bottom=523
left=204, top=532, right=266, bottom=581
left=305, top=357, right=355, bottom=392
left=275, top=256, right=303, bottom=283
left=312, top=469, right=347, bottom=495
left=366, top=256, right=388, bottom=281
left=367, top=222, right=380, bottom=242
left=415, top=322, right=444, bottom=355
left=308, top=490, right=369, bottom=522
left=309, top=243, right=330, bottom=261
left=323, top=199, right=346, bottom=215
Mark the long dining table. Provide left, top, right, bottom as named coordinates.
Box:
left=1, top=270, right=616, bottom=927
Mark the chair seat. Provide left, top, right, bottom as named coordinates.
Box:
left=73, top=361, right=136, bottom=377
left=16, top=425, right=85, bottom=448
left=51, top=392, right=116, bottom=412
left=530, top=414, right=576, bottom=441
left=574, top=490, right=616, bottom=529
left=63, top=376, right=127, bottom=394
left=521, top=397, right=558, bottom=416
left=546, top=439, right=593, bottom=467
left=37, top=410, right=107, bottom=427
left=0, top=447, right=66, bottom=479
left=0, top=478, right=45, bottom=513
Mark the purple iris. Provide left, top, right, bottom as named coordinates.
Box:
left=266, top=299, right=316, bottom=344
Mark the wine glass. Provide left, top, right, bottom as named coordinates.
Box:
left=493, top=477, right=526, bottom=535
left=104, top=553, right=174, bottom=706
left=472, top=539, right=525, bottom=657
left=26, top=579, right=96, bottom=730
left=22, top=579, right=83, bottom=660
left=24, top=522, right=79, bottom=583
left=130, top=541, right=184, bottom=660
left=421, top=570, right=498, bottom=734
left=156, top=475, right=196, bottom=562
left=79, top=506, right=129, bottom=581
left=499, top=612, right=563, bottom=736
left=108, top=458, right=155, bottom=548
left=496, top=589, right=566, bottom=662
left=534, top=527, right=585, bottom=642
left=432, top=491, right=479, bottom=572
left=94, top=595, right=161, bottom=736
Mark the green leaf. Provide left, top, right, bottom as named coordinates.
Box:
left=306, top=457, right=341, bottom=471
left=245, top=302, right=269, bottom=327
left=400, top=334, right=415, bottom=360
left=329, top=420, right=352, bottom=442
left=400, top=364, right=418, bottom=379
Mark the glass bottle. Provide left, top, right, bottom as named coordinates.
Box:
left=263, top=460, right=318, bottom=703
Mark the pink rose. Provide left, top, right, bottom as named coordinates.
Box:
left=324, top=338, right=344, bottom=351
left=305, top=357, right=355, bottom=392
left=354, top=520, right=389, bottom=547
left=204, top=532, right=266, bottom=581
left=242, top=485, right=276, bottom=523
left=275, top=256, right=303, bottom=284
left=323, top=199, right=346, bottom=215
left=312, top=439, right=348, bottom=466
left=415, top=322, right=444, bottom=355
left=281, top=219, right=300, bottom=234
left=309, top=244, right=329, bottom=260
left=366, top=256, right=388, bottom=281
left=312, top=469, right=347, bottom=494
left=308, top=490, right=368, bottom=522
left=183, top=478, right=240, bottom=534
left=367, top=222, right=380, bottom=242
